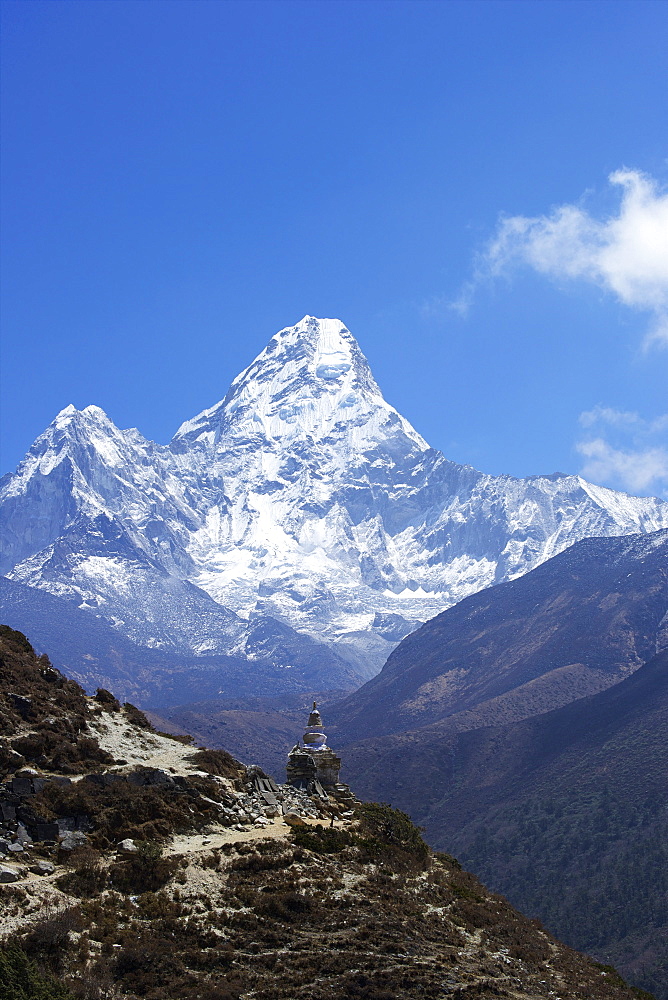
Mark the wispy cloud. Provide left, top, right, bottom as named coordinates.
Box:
left=461, top=169, right=668, bottom=348
left=576, top=406, right=668, bottom=496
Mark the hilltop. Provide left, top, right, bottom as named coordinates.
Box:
left=0, top=626, right=652, bottom=1000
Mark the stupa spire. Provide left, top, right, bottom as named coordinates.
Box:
left=303, top=701, right=328, bottom=750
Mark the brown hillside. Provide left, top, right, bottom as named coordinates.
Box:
left=0, top=628, right=652, bottom=1000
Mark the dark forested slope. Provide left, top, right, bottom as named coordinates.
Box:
left=341, top=648, right=668, bottom=998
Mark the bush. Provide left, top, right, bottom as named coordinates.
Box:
left=0, top=943, right=74, bottom=1000
left=187, top=749, right=240, bottom=779
left=19, top=909, right=82, bottom=975
left=258, top=891, right=313, bottom=923
left=31, top=771, right=221, bottom=846
left=292, top=824, right=354, bottom=854
left=355, top=802, right=430, bottom=870
left=12, top=730, right=114, bottom=774
left=94, top=689, right=120, bottom=711
left=122, top=703, right=152, bottom=730
left=109, top=841, right=178, bottom=893
left=56, top=848, right=106, bottom=897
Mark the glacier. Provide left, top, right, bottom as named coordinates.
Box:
left=2, top=315, right=668, bottom=683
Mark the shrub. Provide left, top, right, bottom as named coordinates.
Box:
left=292, top=824, right=354, bottom=854
left=20, top=908, right=82, bottom=975
left=154, top=731, right=193, bottom=744
left=187, top=748, right=240, bottom=779
left=122, top=703, right=152, bottom=730
left=56, top=848, right=106, bottom=897
left=0, top=943, right=74, bottom=1000
left=94, top=689, right=120, bottom=711
left=109, top=841, right=178, bottom=893
left=258, top=891, right=313, bottom=923
left=12, top=730, right=114, bottom=774
left=355, top=802, right=430, bottom=870
left=31, top=771, right=220, bottom=846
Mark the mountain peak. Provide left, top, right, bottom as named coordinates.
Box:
left=172, top=316, right=428, bottom=456
left=52, top=402, right=112, bottom=430
left=266, top=315, right=358, bottom=368
left=231, top=314, right=378, bottom=397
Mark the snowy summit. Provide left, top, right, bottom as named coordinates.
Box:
left=2, top=316, right=668, bottom=680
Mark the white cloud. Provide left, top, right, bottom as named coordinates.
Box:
left=577, top=438, right=668, bottom=494
left=478, top=169, right=668, bottom=348
left=579, top=405, right=668, bottom=434
left=576, top=406, right=668, bottom=496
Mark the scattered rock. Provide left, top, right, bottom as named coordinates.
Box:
left=59, top=831, right=88, bottom=851
left=117, top=839, right=138, bottom=854
left=31, top=860, right=55, bottom=876
left=8, top=842, right=24, bottom=853
left=0, top=864, right=21, bottom=883
left=283, top=812, right=307, bottom=827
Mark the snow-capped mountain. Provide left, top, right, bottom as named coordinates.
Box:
left=2, top=315, right=668, bottom=680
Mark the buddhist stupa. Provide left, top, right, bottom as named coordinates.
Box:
left=286, top=701, right=341, bottom=793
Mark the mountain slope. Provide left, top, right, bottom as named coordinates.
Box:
left=406, top=649, right=668, bottom=998
left=329, top=533, right=668, bottom=997
left=330, top=528, right=668, bottom=744
left=3, top=316, right=668, bottom=681
left=0, top=577, right=360, bottom=704
left=0, top=627, right=652, bottom=1000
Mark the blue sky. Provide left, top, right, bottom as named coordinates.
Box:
left=2, top=0, right=667, bottom=495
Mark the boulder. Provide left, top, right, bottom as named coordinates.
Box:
left=59, top=831, right=88, bottom=851
left=33, top=823, right=59, bottom=842
left=1, top=803, right=17, bottom=823
left=0, top=864, right=20, bottom=883
left=31, top=860, right=55, bottom=876
left=57, top=816, right=92, bottom=833
left=283, top=812, right=307, bottom=827
left=16, top=823, right=32, bottom=846
left=8, top=694, right=32, bottom=719
left=128, top=768, right=174, bottom=788
left=11, top=776, right=34, bottom=796
left=117, top=839, right=138, bottom=854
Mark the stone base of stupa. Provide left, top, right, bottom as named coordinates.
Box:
left=287, top=746, right=342, bottom=797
